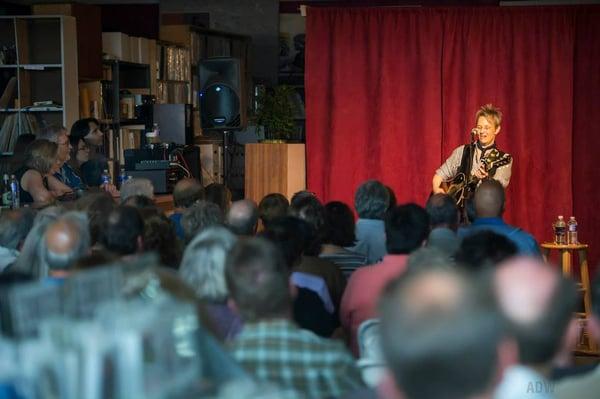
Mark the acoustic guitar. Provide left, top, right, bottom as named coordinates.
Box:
left=443, top=149, right=512, bottom=208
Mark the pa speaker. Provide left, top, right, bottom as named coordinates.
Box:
left=199, top=57, right=245, bottom=130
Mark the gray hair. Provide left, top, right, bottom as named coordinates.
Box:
left=181, top=200, right=224, bottom=242
left=37, top=124, right=68, bottom=143
left=120, top=178, right=154, bottom=203
left=179, top=226, right=238, bottom=302
left=40, top=211, right=90, bottom=272
left=354, top=179, right=390, bottom=219
left=11, top=206, right=65, bottom=278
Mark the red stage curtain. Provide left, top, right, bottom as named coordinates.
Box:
left=306, top=6, right=600, bottom=271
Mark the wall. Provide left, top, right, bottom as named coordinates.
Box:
left=160, top=0, right=280, bottom=85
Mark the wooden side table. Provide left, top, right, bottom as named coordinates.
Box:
left=540, top=242, right=596, bottom=353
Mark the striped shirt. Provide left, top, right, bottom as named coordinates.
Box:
left=319, top=251, right=368, bottom=280
left=230, top=319, right=364, bottom=398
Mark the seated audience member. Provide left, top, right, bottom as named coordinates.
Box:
left=460, top=179, right=540, bottom=256
left=37, top=124, right=83, bottom=192
left=205, top=183, right=232, bottom=213
left=555, top=274, right=600, bottom=398
left=181, top=200, right=223, bottom=243
left=40, top=211, right=90, bottom=279
left=425, top=193, right=460, bottom=256
left=70, top=118, right=111, bottom=188
left=319, top=201, right=367, bottom=279
left=290, top=190, right=317, bottom=208
left=290, top=195, right=346, bottom=310
left=122, top=194, right=158, bottom=212
left=348, top=180, right=390, bottom=264
left=119, top=178, right=154, bottom=204
left=99, top=206, right=145, bottom=256
left=10, top=206, right=64, bottom=278
left=73, top=251, right=119, bottom=271
left=171, top=178, right=204, bottom=239
left=258, top=193, right=289, bottom=230
left=15, top=139, right=62, bottom=205
left=69, top=117, right=104, bottom=156
left=492, top=257, right=578, bottom=399
left=379, top=267, right=515, bottom=399
left=74, top=191, right=115, bottom=248
left=0, top=209, right=35, bottom=272
left=405, top=246, right=455, bottom=273
left=179, top=226, right=241, bottom=340
left=341, top=203, right=429, bottom=356
left=262, top=216, right=338, bottom=337
left=143, top=213, right=181, bottom=269
left=226, top=238, right=364, bottom=398
left=226, top=199, right=259, bottom=236
left=455, top=230, right=518, bottom=272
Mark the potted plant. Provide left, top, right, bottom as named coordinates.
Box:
left=255, top=85, right=296, bottom=142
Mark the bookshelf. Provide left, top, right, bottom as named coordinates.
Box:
left=0, top=15, right=78, bottom=153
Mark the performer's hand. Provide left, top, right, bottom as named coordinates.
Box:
left=473, top=165, right=488, bottom=179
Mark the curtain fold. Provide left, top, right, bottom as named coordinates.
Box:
left=306, top=5, right=600, bottom=271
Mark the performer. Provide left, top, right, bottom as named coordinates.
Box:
left=432, top=104, right=513, bottom=202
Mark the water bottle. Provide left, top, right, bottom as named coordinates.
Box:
left=146, top=123, right=160, bottom=144
left=9, top=175, right=19, bottom=209
left=117, top=167, right=127, bottom=189
left=567, top=216, right=578, bottom=245
left=1, top=174, right=11, bottom=208
left=553, top=215, right=567, bottom=245
left=101, top=169, right=111, bottom=186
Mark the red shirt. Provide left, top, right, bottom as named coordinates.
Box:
left=340, top=254, right=409, bottom=356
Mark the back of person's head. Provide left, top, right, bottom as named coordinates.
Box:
left=289, top=195, right=324, bottom=256
left=385, top=204, right=430, bottom=255
left=204, top=183, right=232, bottom=213
left=474, top=179, right=505, bottom=218
left=258, top=193, right=289, bottom=229
left=73, top=250, right=119, bottom=271
left=426, top=193, right=459, bottom=229
left=181, top=200, right=223, bottom=242
left=290, top=190, right=317, bottom=209
left=120, top=178, right=154, bottom=203
left=406, top=246, right=454, bottom=272
left=122, top=194, right=156, bottom=210
left=455, top=230, right=517, bottom=272
left=354, top=179, right=390, bottom=220
left=323, top=201, right=356, bottom=247
left=0, top=209, right=35, bottom=250
left=100, top=206, right=144, bottom=255
left=379, top=267, right=505, bottom=399
left=24, top=139, right=58, bottom=174
left=226, top=199, right=259, bottom=236
left=41, top=212, right=90, bottom=273
left=179, top=226, right=238, bottom=302
left=492, top=257, right=577, bottom=366
left=173, top=178, right=204, bottom=208
left=75, top=191, right=115, bottom=245
left=260, top=216, right=310, bottom=268
left=225, top=238, right=290, bottom=322
left=143, top=213, right=180, bottom=269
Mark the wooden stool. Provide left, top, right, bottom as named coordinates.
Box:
left=541, top=243, right=597, bottom=353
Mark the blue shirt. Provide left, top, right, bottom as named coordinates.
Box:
left=55, top=163, right=84, bottom=190
left=459, top=217, right=541, bottom=256
left=347, top=218, right=387, bottom=264
left=169, top=212, right=185, bottom=239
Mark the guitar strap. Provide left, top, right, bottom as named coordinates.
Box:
left=458, top=144, right=475, bottom=179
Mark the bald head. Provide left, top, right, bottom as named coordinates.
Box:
left=226, top=199, right=259, bottom=236
left=173, top=178, right=204, bottom=209
left=474, top=179, right=505, bottom=218
left=43, top=213, right=90, bottom=272
left=379, top=269, right=504, bottom=399
left=493, top=257, right=577, bottom=366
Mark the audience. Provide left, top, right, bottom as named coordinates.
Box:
left=181, top=200, right=224, bottom=242
left=319, top=201, right=367, bottom=279
left=171, top=178, right=204, bottom=239
left=425, top=193, right=460, bottom=256
left=0, top=209, right=35, bottom=272
left=142, top=213, right=181, bottom=269
left=99, top=206, right=144, bottom=256
left=491, top=257, right=578, bottom=399
left=257, top=193, right=289, bottom=230
left=226, top=238, right=365, bottom=398
left=455, top=230, right=518, bottom=272
left=14, top=139, right=61, bottom=205
left=379, top=266, right=515, bottom=399
left=226, top=199, right=259, bottom=236
left=179, top=226, right=241, bottom=340
left=120, top=178, right=154, bottom=203
left=348, top=179, right=390, bottom=263
left=341, top=203, right=429, bottom=355
left=37, top=124, right=82, bottom=192
left=460, top=179, right=540, bottom=256
left=205, top=183, right=232, bottom=213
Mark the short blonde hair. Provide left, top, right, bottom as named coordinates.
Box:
left=475, top=104, right=502, bottom=128
left=25, top=139, right=58, bottom=174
